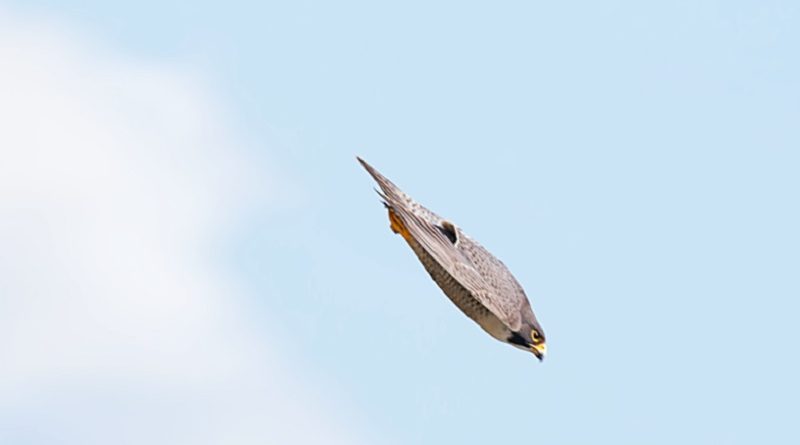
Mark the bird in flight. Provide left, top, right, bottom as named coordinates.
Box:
left=357, top=157, right=546, bottom=360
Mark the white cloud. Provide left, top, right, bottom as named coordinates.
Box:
left=0, top=9, right=372, bottom=445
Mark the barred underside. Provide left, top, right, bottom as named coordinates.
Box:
left=405, top=237, right=507, bottom=340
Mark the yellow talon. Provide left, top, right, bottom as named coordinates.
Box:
left=388, top=209, right=412, bottom=241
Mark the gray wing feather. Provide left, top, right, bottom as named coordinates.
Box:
left=392, top=205, right=522, bottom=330
left=357, top=157, right=442, bottom=224
left=358, top=157, right=524, bottom=331
left=457, top=235, right=531, bottom=329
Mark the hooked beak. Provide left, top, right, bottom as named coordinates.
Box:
left=530, top=343, right=547, bottom=361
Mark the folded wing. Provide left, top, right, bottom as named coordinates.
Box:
left=358, top=157, right=523, bottom=331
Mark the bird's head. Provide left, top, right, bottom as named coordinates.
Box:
left=506, top=323, right=547, bottom=361
left=528, top=327, right=547, bottom=361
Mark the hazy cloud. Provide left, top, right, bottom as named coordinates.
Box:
left=0, top=9, right=370, bottom=445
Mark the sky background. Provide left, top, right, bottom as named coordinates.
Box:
left=1, top=1, right=798, bottom=444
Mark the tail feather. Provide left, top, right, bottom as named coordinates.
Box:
left=357, top=156, right=444, bottom=224
left=356, top=156, right=409, bottom=206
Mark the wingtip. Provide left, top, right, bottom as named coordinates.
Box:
left=373, top=187, right=389, bottom=201
left=356, top=156, right=378, bottom=177
left=356, top=157, right=403, bottom=204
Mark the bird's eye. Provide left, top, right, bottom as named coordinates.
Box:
left=531, top=330, right=540, bottom=342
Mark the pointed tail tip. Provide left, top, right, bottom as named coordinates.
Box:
left=356, top=157, right=405, bottom=204
left=356, top=155, right=369, bottom=168
left=356, top=156, right=377, bottom=175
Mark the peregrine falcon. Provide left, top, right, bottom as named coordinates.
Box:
left=358, top=157, right=546, bottom=360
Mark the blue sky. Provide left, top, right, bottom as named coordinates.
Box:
left=2, top=1, right=799, bottom=444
